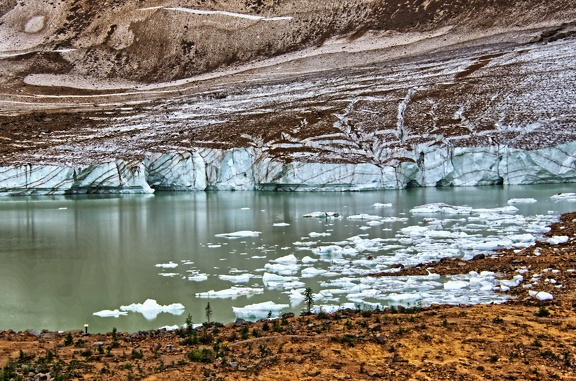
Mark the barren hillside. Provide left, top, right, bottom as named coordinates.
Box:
left=0, top=0, right=575, bottom=191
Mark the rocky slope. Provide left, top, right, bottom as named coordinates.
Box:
left=0, top=0, right=575, bottom=193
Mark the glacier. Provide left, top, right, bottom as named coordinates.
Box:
left=0, top=141, right=575, bottom=195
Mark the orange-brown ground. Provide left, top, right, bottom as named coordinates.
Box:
left=1, top=212, right=576, bottom=381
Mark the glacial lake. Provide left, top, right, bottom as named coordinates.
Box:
left=0, top=184, right=575, bottom=333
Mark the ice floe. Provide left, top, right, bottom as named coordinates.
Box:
left=550, top=193, right=576, bottom=201
left=372, top=203, right=393, bottom=208
left=232, top=301, right=289, bottom=320
left=195, top=287, right=263, bottom=299
left=347, top=214, right=383, bottom=221
left=219, top=274, right=252, bottom=283
left=155, top=261, right=178, bottom=268
left=273, top=254, right=298, bottom=263
left=93, top=309, right=128, bottom=318
left=508, top=198, right=537, bottom=204
left=215, top=231, right=261, bottom=238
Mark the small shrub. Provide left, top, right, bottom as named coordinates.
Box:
left=540, top=350, right=557, bottom=360
left=493, top=316, right=504, bottom=324
left=64, top=332, right=74, bottom=346
left=240, top=325, right=249, bottom=340
left=131, top=349, right=143, bottom=359
left=187, top=348, right=214, bottom=363
left=533, top=339, right=543, bottom=347
left=535, top=306, right=550, bottom=317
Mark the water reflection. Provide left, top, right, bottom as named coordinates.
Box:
left=0, top=185, right=574, bottom=333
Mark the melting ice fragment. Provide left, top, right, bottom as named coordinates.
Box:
left=215, top=231, right=261, bottom=239
left=372, top=203, right=393, bottom=208
left=410, top=203, right=473, bottom=215
left=273, top=254, right=298, bottom=263
left=273, top=222, right=290, bottom=227
left=155, top=261, right=178, bottom=268
left=550, top=193, right=576, bottom=202
left=219, top=273, right=251, bottom=283
left=507, top=198, right=537, bottom=204
left=232, top=301, right=289, bottom=320
left=195, top=287, right=263, bottom=299
left=93, top=309, right=128, bottom=318
left=347, top=214, right=383, bottom=221
left=120, top=299, right=185, bottom=320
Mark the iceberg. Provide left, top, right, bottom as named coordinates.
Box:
left=93, top=309, right=128, bottom=318
left=215, top=231, right=261, bottom=239
left=120, top=299, right=185, bottom=320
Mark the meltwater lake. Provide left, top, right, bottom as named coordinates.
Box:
left=0, top=184, right=575, bottom=333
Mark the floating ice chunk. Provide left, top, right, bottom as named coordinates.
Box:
left=155, top=261, right=178, bottom=268
left=273, top=222, right=290, bottom=227
left=410, top=203, right=473, bottom=215
left=195, top=287, right=263, bottom=298
left=313, top=245, right=343, bottom=255
left=282, top=281, right=305, bottom=290
left=301, top=267, right=327, bottom=278
left=120, top=299, right=185, bottom=320
left=373, top=203, right=392, bottom=208
left=443, top=280, right=468, bottom=290
left=366, top=220, right=384, bottom=227
left=264, top=262, right=300, bottom=275
left=472, top=206, right=518, bottom=214
left=401, top=226, right=429, bottom=237
left=347, top=288, right=381, bottom=302
left=262, top=272, right=298, bottom=286
left=293, top=241, right=317, bottom=247
left=272, top=254, right=298, bottom=263
left=208, top=244, right=222, bottom=248
left=347, top=214, right=383, bottom=221
left=93, top=309, right=128, bottom=318
left=550, top=193, right=576, bottom=201
left=215, top=231, right=261, bottom=239
left=546, top=236, right=569, bottom=245
left=158, top=325, right=180, bottom=331
left=309, top=232, right=331, bottom=237
left=386, top=293, right=423, bottom=302
left=219, top=274, right=251, bottom=283
left=381, top=216, right=409, bottom=222
left=158, top=272, right=179, bottom=277
left=303, top=212, right=341, bottom=219
left=287, top=289, right=306, bottom=301
left=425, top=230, right=469, bottom=239
left=187, top=274, right=208, bottom=282
left=232, top=301, right=289, bottom=320
left=302, top=256, right=318, bottom=263
left=507, top=198, right=537, bottom=204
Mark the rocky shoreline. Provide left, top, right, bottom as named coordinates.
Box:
left=1, top=212, right=575, bottom=380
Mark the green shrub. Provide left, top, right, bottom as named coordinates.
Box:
left=187, top=348, right=214, bottom=363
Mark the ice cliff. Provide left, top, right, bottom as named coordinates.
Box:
left=1, top=142, right=575, bottom=195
